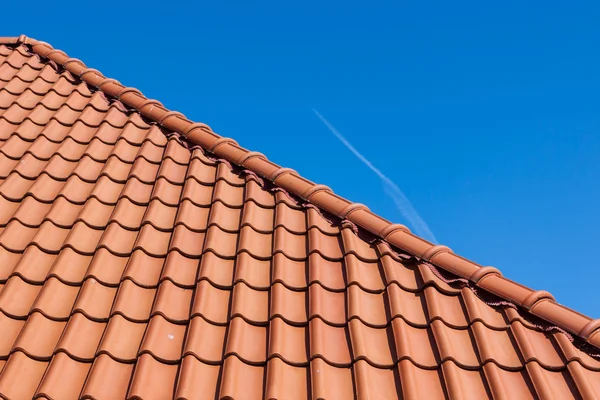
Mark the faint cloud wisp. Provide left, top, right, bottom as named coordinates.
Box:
left=312, top=109, right=438, bottom=244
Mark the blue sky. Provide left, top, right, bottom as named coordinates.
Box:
left=6, top=1, right=599, bottom=317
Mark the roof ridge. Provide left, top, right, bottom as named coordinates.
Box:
left=3, top=34, right=598, bottom=348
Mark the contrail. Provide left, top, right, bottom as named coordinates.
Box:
left=312, top=109, right=438, bottom=244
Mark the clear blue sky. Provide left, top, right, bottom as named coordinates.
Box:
left=6, top=1, right=599, bottom=317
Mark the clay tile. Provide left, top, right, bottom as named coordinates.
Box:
left=310, top=358, right=354, bottom=400
left=354, top=360, right=402, bottom=399
left=237, top=150, right=265, bottom=165
left=420, top=244, right=452, bottom=262
left=170, top=225, right=206, bottom=258
left=209, top=137, right=238, bottom=153
left=309, top=318, right=351, bottom=366
left=190, top=280, right=231, bottom=324
left=108, top=198, right=145, bottom=230
left=0, top=313, right=25, bottom=358
left=349, top=319, right=396, bottom=367
left=72, top=278, right=117, bottom=321
left=121, top=249, right=165, bottom=287
left=378, top=223, right=411, bottom=239
left=245, top=179, right=275, bottom=208
left=157, top=157, right=188, bottom=185
left=116, top=86, right=143, bottom=99
left=429, top=320, right=479, bottom=368
left=460, top=287, right=507, bottom=329
left=174, top=356, right=221, bottom=400
left=308, top=253, right=345, bottom=291
left=43, top=248, right=87, bottom=284
left=0, top=276, right=42, bottom=318
left=265, top=358, right=310, bottom=399
left=80, top=355, right=134, bottom=399
left=470, top=321, right=522, bottom=368
left=55, top=313, right=106, bottom=360
left=579, top=318, right=600, bottom=340
left=272, top=253, right=307, bottom=290
left=163, top=138, right=191, bottom=164
left=138, top=98, right=164, bottom=113
left=302, top=184, right=332, bottom=200
left=151, top=280, right=193, bottom=323
left=197, top=252, right=234, bottom=288
left=339, top=202, right=369, bottom=218
left=274, top=202, right=306, bottom=234
left=30, top=277, right=78, bottom=320
left=212, top=179, right=244, bottom=208
left=306, top=208, right=339, bottom=235
left=348, top=285, right=388, bottom=327
left=238, top=225, right=272, bottom=260
left=127, top=353, right=178, bottom=400
left=160, top=250, right=200, bottom=288
left=97, top=222, right=137, bottom=256
left=482, top=364, right=539, bottom=400
left=111, top=280, right=156, bottom=322
left=241, top=200, right=274, bottom=233
left=151, top=177, right=184, bottom=207
left=8, top=246, right=56, bottom=285
left=97, top=315, right=146, bottom=362
left=271, top=283, right=308, bottom=325
left=61, top=57, right=85, bottom=70
left=218, top=356, right=265, bottom=400
left=268, top=317, right=309, bottom=365
left=234, top=252, right=271, bottom=289
left=207, top=201, right=241, bottom=232
left=273, top=227, right=306, bottom=260
left=133, top=225, right=171, bottom=257
left=418, top=263, right=460, bottom=294
left=390, top=318, right=438, bottom=368
left=308, top=284, right=345, bottom=325
left=138, top=315, right=186, bottom=363
left=469, top=266, right=502, bottom=284
left=521, top=290, right=555, bottom=311
left=225, top=317, right=267, bottom=364
left=78, top=68, right=103, bottom=80
left=230, top=282, right=269, bottom=324
left=183, top=316, right=226, bottom=363
left=387, top=284, right=428, bottom=327
left=380, top=255, right=419, bottom=291
left=269, top=167, right=296, bottom=182
left=308, top=228, right=343, bottom=260
left=96, top=77, right=121, bottom=90
left=0, top=352, right=49, bottom=400
left=85, top=248, right=129, bottom=285
left=440, top=362, right=491, bottom=399
left=12, top=312, right=66, bottom=359
left=510, top=320, right=564, bottom=367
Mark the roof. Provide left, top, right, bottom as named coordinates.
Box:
left=0, top=35, right=598, bottom=399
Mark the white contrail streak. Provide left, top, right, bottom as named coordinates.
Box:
left=312, top=109, right=438, bottom=244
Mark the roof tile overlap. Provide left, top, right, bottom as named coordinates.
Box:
left=0, top=37, right=598, bottom=399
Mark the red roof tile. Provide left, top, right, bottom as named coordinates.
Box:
left=0, top=35, right=599, bottom=399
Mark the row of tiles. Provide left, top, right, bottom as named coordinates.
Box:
left=0, top=195, right=340, bottom=237
left=3, top=351, right=598, bottom=400
left=0, top=244, right=451, bottom=292
left=1, top=306, right=598, bottom=371
left=0, top=157, right=310, bottom=212
left=0, top=219, right=385, bottom=262
left=0, top=267, right=499, bottom=328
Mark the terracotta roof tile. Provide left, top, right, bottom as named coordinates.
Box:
left=0, top=36, right=599, bottom=398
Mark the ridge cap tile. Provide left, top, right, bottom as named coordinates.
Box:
left=0, top=35, right=598, bottom=399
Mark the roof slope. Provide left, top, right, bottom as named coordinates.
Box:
left=0, top=35, right=598, bottom=399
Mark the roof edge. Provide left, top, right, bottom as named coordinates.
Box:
left=3, top=35, right=599, bottom=348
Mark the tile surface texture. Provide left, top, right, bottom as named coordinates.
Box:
left=0, top=38, right=599, bottom=399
